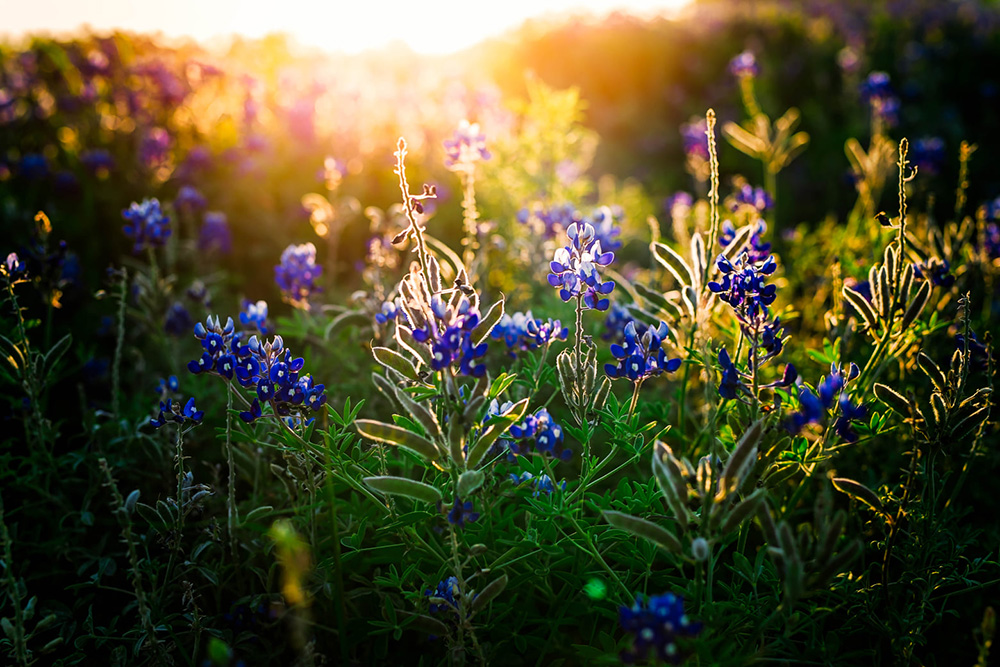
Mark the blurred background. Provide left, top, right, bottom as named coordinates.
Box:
left=2, top=0, right=1000, bottom=303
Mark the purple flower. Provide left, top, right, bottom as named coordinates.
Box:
left=199, top=211, right=232, bottom=254
left=491, top=311, right=568, bottom=356
left=506, top=408, right=570, bottom=461
left=240, top=299, right=270, bottom=335
left=446, top=496, right=480, bottom=528
left=175, top=185, right=207, bottom=212
left=275, top=243, right=322, bottom=309
left=605, top=321, right=682, bottom=382
left=509, top=472, right=564, bottom=496
left=731, top=184, right=773, bottom=214
left=150, top=396, right=204, bottom=428
left=122, top=199, right=171, bottom=253
left=164, top=301, right=193, bottom=337
left=139, top=127, right=171, bottom=167
left=680, top=118, right=708, bottom=159
left=548, top=221, right=616, bottom=310
left=619, top=592, right=701, bottom=664
left=729, top=50, right=759, bottom=78
left=708, top=251, right=778, bottom=323
left=444, top=120, right=490, bottom=169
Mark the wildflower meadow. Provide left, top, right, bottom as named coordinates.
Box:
left=1, top=1, right=998, bottom=665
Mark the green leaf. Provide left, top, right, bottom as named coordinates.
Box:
left=873, top=383, right=911, bottom=416
left=355, top=419, right=441, bottom=461
left=467, top=397, right=529, bottom=468
left=473, top=298, right=505, bottom=346
left=363, top=476, right=443, bottom=504
left=831, top=477, right=886, bottom=516
left=372, top=346, right=421, bottom=382
left=651, top=242, right=694, bottom=289
left=603, top=510, right=681, bottom=554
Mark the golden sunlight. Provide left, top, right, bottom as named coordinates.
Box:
left=4, top=0, right=691, bottom=53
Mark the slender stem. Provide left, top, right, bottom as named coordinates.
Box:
left=627, top=380, right=644, bottom=421
left=226, top=383, right=238, bottom=561
left=0, top=493, right=28, bottom=666
left=112, top=268, right=128, bottom=422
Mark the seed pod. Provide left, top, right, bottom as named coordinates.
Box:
left=930, top=393, right=948, bottom=433
left=683, top=285, right=699, bottom=318
left=844, top=285, right=878, bottom=331
left=426, top=255, right=442, bottom=294
left=718, top=419, right=764, bottom=501
left=721, top=488, right=767, bottom=534
left=815, top=510, right=847, bottom=565
left=897, top=262, right=914, bottom=308
left=457, top=470, right=485, bottom=497
left=883, top=245, right=897, bottom=288
left=877, top=265, right=893, bottom=320
left=363, top=476, right=443, bottom=504
left=471, top=574, right=508, bottom=615
left=814, top=538, right=862, bottom=585
left=125, top=489, right=141, bottom=515
left=691, top=536, right=710, bottom=562
left=918, top=352, right=948, bottom=394
left=690, top=233, right=706, bottom=290
left=592, top=376, right=612, bottom=412
left=556, top=350, right=577, bottom=407
left=652, top=442, right=690, bottom=530
left=473, top=298, right=505, bottom=346
left=449, top=420, right=466, bottom=468
left=950, top=405, right=989, bottom=442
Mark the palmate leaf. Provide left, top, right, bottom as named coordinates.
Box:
left=355, top=419, right=441, bottom=461
left=363, top=476, right=443, bottom=504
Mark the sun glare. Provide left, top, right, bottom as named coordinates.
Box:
left=4, top=0, right=691, bottom=53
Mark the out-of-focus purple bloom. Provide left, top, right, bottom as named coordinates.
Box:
left=911, top=137, right=946, bottom=176
left=619, top=592, right=701, bottom=664
left=861, top=72, right=900, bottom=128
left=175, top=185, right=207, bottom=212
left=199, top=211, right=232, bottom=254
left=122, top=198, right=171, bottom=253
left=913, top=258, right=955, bottom=289
left=275, top=243, right=322, bottom=309
left=585, top=205, right=624, bottom=254
left=80, top=148, right=115, bottom=175
left=165, top=301, right=193, bottom=337
left=517, top=202, right=578, bottom=239
left=729, top=50, right=759, bottom=78
left=680, top=117, right=708, bottom=159
left=139, top=127, right=171, bottom=167
left=731, top=184, right=773, bottom=213
left=602, top=302, right=644, bottom=342
left=548, top=221, right=615, bottom=311
left=19, top=153, right=49, bottom=180
left=444, top=119, right=490, bottom=170
left=720, top=220, right=771, bottom=263
left=374, top=301, right=397, bottom=325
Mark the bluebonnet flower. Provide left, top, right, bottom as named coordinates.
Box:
left=719, top=220, right=771, bottom=263
left=956, top=330, right=991, bottom=368
left=122, top=198, right=171, bottom=253
left=517, top=202, right=578, bottom=239
left=187, top=315, right=326, bottom=423
left=139, top=127, right=171, bottom=167
left=164, top=301, right=193, bottom=337
left=860, top=71, right=900, bottom=128
left=186, top=280, right=212, bottom=308
left=174, top=185, right=207, bottom=212
left=731, top=184, right=773, bottom=214
left=913, top=258, right=955, bottom=289
left=443, top=120, right=490, bottom=170
left=275, top=242, right=322, bottom=309
left=80, top=148, right=114, bottom=175
left=728, top=50, right=759, bottom=78
left=619, top=592, right=701, bottom=664
left=718, top=344, right=795, bottom=402
left=911, top=137, right=945, bottom=176
left=491, top=311, right=568, bottom=356
left=425, top=576, right=475, bottom=619
left=510, top=471, right=565, bottom=496
left=3, top=252, right=25, bottom=277
left=602, top=302, right=643, bottom=342
left=199, top=211, right=232, bottom=254
left=409, top=294, right=488, bottom=377
left=787, top=363, right=865, bottom=441
left=506, top=408, right=570, bottom=461
left=605, top=321, right=681, bottom=382
left=680, top=117, right=708, bottom=159
left=708, top=251, right=777, bottom=322
left=374, top=301, right=397, bottom=325
left=150, top=397, right=204, bottom=429
left=156, top=375, right=179, bottom=396
left=584, top=205, right=624, bottom=254
left=718, top=347, right=745, bottom=400
left=446, top=496, right=480, bottom=528
left=548, top=221, right=616, bottom=310
left=19, top=153, right=49, bottom=180
left=984, top=222, right=1000, bottom=261
left=240, top=299, right=270, bottom=335
left=758, top=317, right=785, bottom=360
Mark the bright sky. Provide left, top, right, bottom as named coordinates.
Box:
left=2, top=0, right=691, bottom=54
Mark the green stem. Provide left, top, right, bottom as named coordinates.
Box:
left=226, top=384, right=238, bottom=561
left=0, top=493, right=28, bottom=666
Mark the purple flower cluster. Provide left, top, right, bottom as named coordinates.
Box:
left=708, top=251, right=778, bottom=322
left=911, top=137, right=945, bottom=176
left=728, top=50, right=760, bottom=78
left=860, top=71, right=900, bottom=127
left=445, top=496, right=480, bottom=528
left=517, top=202, right=578, bottom=239
left=239, top=299, right=270, bottom=335
left=408, top=294, right=488, bottom=377
left=186, top=316, right=326, bottom=424
left=425, top=576, right=472, bottom=617
left=505, top=407, right=570, bottom=461
left=164, top=301, right=193, bottom=337
left=174, top=185, right=207, bottom=212
left=719, top=220, right=772, bottom=264
left=149, top=396, right=204, bottom=429
left=274, top=242, right=322, bottom=309
left=619, top=592, right=701, bottom=664
left=605, top=321, right=681, bottom=382
left=548, top=221, right=616, bottom=310
left=717, top=346, right=796, bottom=401
left=731, top=184, right=773, bottom=213
left=788, top=363, right=866, bottom=442
left=122, top=198, right=171, bottom=253
left=199, top=211, right=232, bottom=254
left=509, top=471, right=565, bottom=496
left=443, top=120, right=490, bottom=170
left=913, top=258, right=955, bottom=288
left=680, top=117, right=708, bottom=159
left=602, top=302, right=644, bottom=342
left=374, top=301, right=397, bottom=325
left=491, top=311, right=568, bottom=356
